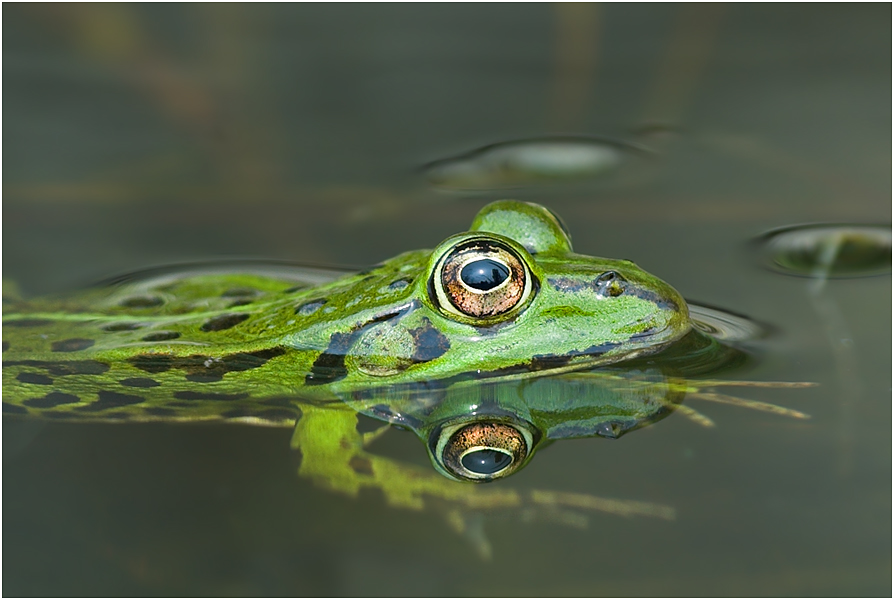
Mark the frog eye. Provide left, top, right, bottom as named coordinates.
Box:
left=433, top=420, right=534, bottom=481
left=431, top=238, right=534, bottom=320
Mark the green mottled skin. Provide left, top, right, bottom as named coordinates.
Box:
left=3, top=201, right=698, bottom=526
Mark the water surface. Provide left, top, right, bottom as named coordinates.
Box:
left=3, top=4, right=890, bottom=596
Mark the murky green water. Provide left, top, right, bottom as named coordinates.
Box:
left=4, top=4, right=890, bottom=596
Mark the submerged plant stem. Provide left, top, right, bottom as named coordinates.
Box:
left=688, top=392, right=810, bottom=420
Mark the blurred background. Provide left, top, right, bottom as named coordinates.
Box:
left=4, top=4, right=891, bottom=596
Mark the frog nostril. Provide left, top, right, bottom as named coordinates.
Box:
left=595, top=271, right=626, bottom=297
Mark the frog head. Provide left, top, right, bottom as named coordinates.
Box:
left=427, top=200, right=689, bottom=366
left=328, top=200, right=690, bottom=394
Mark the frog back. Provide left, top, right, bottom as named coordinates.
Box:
left=2, top=259, right=426, bottom=423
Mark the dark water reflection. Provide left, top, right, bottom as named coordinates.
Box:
left=4, top=4, right=891, bottom=596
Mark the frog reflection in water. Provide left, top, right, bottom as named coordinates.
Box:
left=3, top=201, right=809, bottom=553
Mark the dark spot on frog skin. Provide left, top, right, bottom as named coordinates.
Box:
left=3, top=341, right=10, bottom=352
left=129, top=347, right=286, bottom=381
left=200, top=313, right=250, bottom=332
left=3, top=402, right=28, bottom=414
left=387, top=278, right=413, bottom=291
left=120, top=377, right=161, bottom=388
left=141, top=331, right=181, bottom=342
left=174, top=391, right=249, bottom=401
left=295, top=299, right=327, bottom=315
left=305, top=332, right=353, bottom=385
left=656, top=297, right=680, bottom=313
left=188, top=348, right=287, bottom=382
left=4, top=359, right=110, bottom=376
left=119, top=296, right=164, bottom=308
left=349, top=456, right=375, bottom=476
left=549, top=275, right=626, bottom=296
left=547, top=277, right=583, bottom=293
left=143, top=407, right=176, bottom=417
left=625, top=286, right=679, bottom=312
left=51, top=338, right=95, bottom=352
left=529, top=354, right=576, bottom=371
left=128, top=354, right=173, bottom=373
left=5, top=319, right=53, bottom=328
left=77, top=390, right=145, bottom=412
left=103, top=322, right=143, bottom=332
left=16, top=373, right=53, bottom=385
left=118, top=296, right=165, bottom=309
left=471, top=321, right=511, bottom=337
left=409, top=318, right=451, bottom=362
left=529, top=342, right=621, bottom=371
left=626, top=287, right=677, bottom=310
left=23, top=391, right=81, bottom=408
left=550, top=275, right=681, bottom=313
left=227, top=299, right=254, bottom=308
left=221, top=287, right=259, bottom=297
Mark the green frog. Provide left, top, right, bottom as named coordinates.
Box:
left=3, top=201, right=808, bottom=553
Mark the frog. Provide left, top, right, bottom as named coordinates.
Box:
left=3, top=200, right=810, bottom=555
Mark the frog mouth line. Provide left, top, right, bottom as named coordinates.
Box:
left=483, top=335, right=674, bottom=379
left=348, top=328, right=685, bottom=407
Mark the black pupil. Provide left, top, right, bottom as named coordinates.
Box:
left=461, top=449, right=513, bottom=474
left=460, top=259, right=510, bottom=291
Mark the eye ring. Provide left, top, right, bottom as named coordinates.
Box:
left=430, top=237, right=535, bottom=321
left=432, top=420, right=535, bottom=482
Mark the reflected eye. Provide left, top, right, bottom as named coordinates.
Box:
left=434, top=421, right=534, bottom=481
left=431, top=238, right=534, bottom=320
